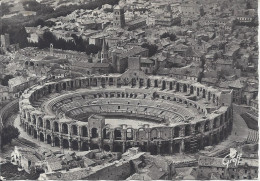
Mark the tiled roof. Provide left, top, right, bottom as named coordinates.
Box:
left=83, top=158, right=96, bottom=166
left=48, top=161, right=63, bottom=171
left=93, top=62, right=110, bottom=68
left=229, top=79, right=244, bottom=89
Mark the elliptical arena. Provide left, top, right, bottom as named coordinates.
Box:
left=19, top=69, right=233, bottom=155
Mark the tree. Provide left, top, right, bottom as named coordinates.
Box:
left=160, top=32, right=177, bottom=41
left=1, top=125, right=20, bottom=148
left=141, top=43, right=158, bottom=57
left=1, top=75, right=14, bottom=86
left=86, top=44, right=101, bottom=55
left=246, top=2, right=252, bottom=9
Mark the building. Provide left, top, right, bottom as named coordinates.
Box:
left=11, top=146, right=42, bottom=173
left=110, top=45, right=148, bottom=73
left=0, top=85, right=10, bottom=102
left=19, top=69, right=233, bottom=154
left=8, top=76, right=38, bottom=97
left=155, top=5, right=181, bottom=27
left=0, top=34, right=10, bottom=48
left=179, top=2, right=203, bottom=16
left=100, top=38, right=109, bottom=63
left=113, top=6, right=126, bottom=28
left=197, top=155, right=258, bottom=179
left=126, top=18, right=147, bottom=31
left=228, top=79, right=244, bottom=104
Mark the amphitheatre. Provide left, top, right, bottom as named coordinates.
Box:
left=19, top=67, right=233, bottom=155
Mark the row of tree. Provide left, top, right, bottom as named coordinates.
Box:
left=160, top=32, right=177, bottom=41
left=31, top=31, right=102, bottom=55
left=141, top=43, right=158, bottom=57
left=1, top=125, right=20, bottom=149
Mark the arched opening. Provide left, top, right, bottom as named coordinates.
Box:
left=109, top=78, right=113, bottom=86
left=197, top=88, right=199, bottom=96
left=131, top=78, right=137, bottom=87
left=151, top=129, right=158, bottom=140
left=40, top=133, right=44, bottom=142
left=103, top=128, right=110, bottom=139
left=195, top=123, right=201, bottom=133
left=62, top=123, right=68, bottom=134
left=213, top=118, right=217, bottom=129
left=125, top=143, right=133, bottom=152
left=185, top=125, right=191, bottom=136
left=117, top=78, right=121, bottom=88
left=92, top=78, right=97, bottom=86
left=70, top=81, right=74, bottom=88
left=34, top=130, right=37, bottom=139
left=114, top=129, right=122, bottom=140
left=176, top=83, right=180, bottom=91
left=154, top=80, right=158, bottom=87
left=90, top=144, right=99, bottom=150
left=55, top=84, right=59, bottom=92
left=139, top=79, right=144, bottom=87
left=82, top=126, right=88, bottom=137
left=204, top=121, right=210, bottom=132
left=126, top=128, right=133, bottom=140
left=54, top=137, right=60, bottom=147
left=174, top=127, right=180, bottom=137
left=54, top=122, right=59, bottom=132
left=202, top=89, right=206, bottom=98
left=63, top=139, right=69, bottom=149
left=138, top=128, right=146, bottom=140
left=63, top=82, right=66, bottom=90
left=212, top=134, right=218, bottom=145
left=47, top=135, right=51, bottom=144
left=203, top=136, right=210, bottom=147
left=160, top=142, right=170, bottom=155
left=113, top=143, right=122, bottom=152
left=46, top=120, right=51, bottom=130
left=220, top=115, right=223, bottom=125
left=28, top=126, right=32, bottom=135
left=190, top=86, right=194, bottom=94
left=71, top=125, right=78, bottom=135
left=150, top=144, right=158, bottom=155
left=169, top=82, right=173, bottom=90
left=183, top=84, right=187, bottom=92
left=173, top=142, right=180, bottom=153
left=23, top=110, right=26, bottom=118
left=27, top=112, right=31, bottom=122
left=103, top=144, right=111, bottom=152
left=184, top=141, right=191, bottom=153
left=101, top=78, right=106, bottom=88
left=82, top=142, right=89, bottom=151
left=147, top=79, right=151, bottom=88
left=32, top=115, right=36, bottom=125
left=220, top=130, right=224, bottom=141
left=48, top=85, right=52, bottom=93
left=208, top=92, right=211, bottom=101
left=91, top=128, right=98, bottom=138
left=162, top=81, right=166, bottom=90
left=72, top=140, right=78, bottom=151
left=38, top=117, right=43, bottom=128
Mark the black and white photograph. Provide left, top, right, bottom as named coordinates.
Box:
left=0, top=0, right=259, bottom=180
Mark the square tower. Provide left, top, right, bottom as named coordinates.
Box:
left=113, top=5, right=125, bottom=28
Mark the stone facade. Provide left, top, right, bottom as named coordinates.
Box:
left=19, top=71, right=233, bottom=155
